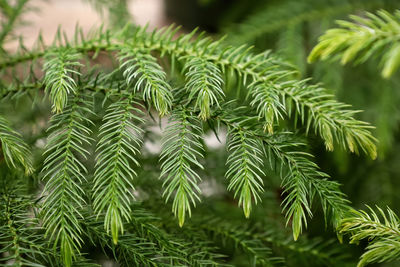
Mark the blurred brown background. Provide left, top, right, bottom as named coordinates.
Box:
left=4, top=0, right=168, bottom=50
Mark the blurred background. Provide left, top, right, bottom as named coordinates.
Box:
left=4, top=0, right=167, bottom=50
left=4, top=0, right=400, bottom=265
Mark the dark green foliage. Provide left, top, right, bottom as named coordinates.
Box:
left=0, top=193, right=47, bottom=267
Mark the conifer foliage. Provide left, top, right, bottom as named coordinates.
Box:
left=0, top=1, right=398, bottom=266
left=309, top=9, right=400, bottom=78
left=339, top=206, right=400, bottom=266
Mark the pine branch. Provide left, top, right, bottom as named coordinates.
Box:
left=0, top=115, right=33, bottom=175
left=183, top=56, right=224, bottom=120
left=225, top=126, right=265, bottom=218
left=119, top=47, right=173, bottom=115
left=217, top=108, right=351, bottom=239
left=281, top=81, right=377, bottom=157
left=266, top=141, right=315, bottom=240
left=160, top=108, right=204, bottom=227
left=41, top=91, right=94, bottom=267
left=0, top=22, right=382, bottom=263
left=309, top=9, right=400, bottom=78
left=339, top=206, right=400, bottom=267
left=0, top=3, right=391, bottom=266
left=263, top=132, right=351, bottom=239
left=140, top=27, right=374, bottom=159
left=0, top=24, right=378, bottom=159
left=248, top=81, right=285, bottom=133
left=311, top=178, right=350, bottom=229
left=43, top=50, right=83, bottom=113
left=92, top=93, right=144, bottom=244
